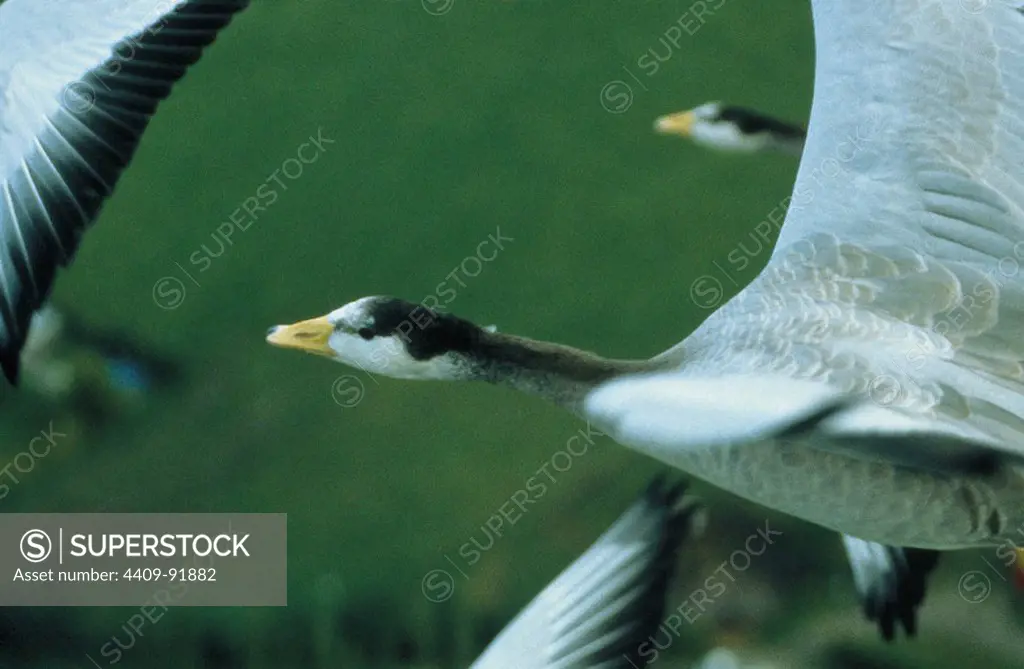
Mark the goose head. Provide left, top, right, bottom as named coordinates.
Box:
left=266, top=296, right=483, bottom=380
left=655, top=101, right=754, bottom=151
left=654, top=101, right=805, bottom=155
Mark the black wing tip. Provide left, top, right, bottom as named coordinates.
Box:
left=612, top=476, right=703, bottom=666
left=1, top=353, right=19, bottom=386
left=862, top=547, right=941, bottom=642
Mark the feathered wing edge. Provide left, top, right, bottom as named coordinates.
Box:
left=0, top=0, right=249, bottom=383
left=470, top=476, right=705, bottom=669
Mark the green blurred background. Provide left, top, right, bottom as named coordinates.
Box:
left=2, top=1, right=1024, bottom=667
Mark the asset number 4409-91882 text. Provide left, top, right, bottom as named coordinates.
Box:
left=11, top=567, right=216, bottom=583
left=123, top=568, right=216, bottom=582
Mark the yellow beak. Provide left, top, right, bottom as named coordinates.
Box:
left=266, top=315, right=335, bottom=357
left=654, top=109, right=695, bottom=137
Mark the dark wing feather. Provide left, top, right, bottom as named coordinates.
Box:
left=840, top=535, right=940, bottom=641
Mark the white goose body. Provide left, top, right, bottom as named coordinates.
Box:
left=591, top=241, right=1024, bottom=548
left=623, top=421, right=1017, bottom=550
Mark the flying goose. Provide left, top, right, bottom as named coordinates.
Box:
left=0, top=0, right=249, bottom=384
left=468, top=477, right=703, bottom=668
left=654, top=102, right=805, bottom=157
left=269, top=0, right=1024, bottom=616
left=654, top=101, right=943, bottom=640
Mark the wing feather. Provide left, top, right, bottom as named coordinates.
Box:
left=469, top=478, right=703, bottom=669
left=0, top=0, right=248, bottom=382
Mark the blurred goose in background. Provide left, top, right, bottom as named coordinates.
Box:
left=20, top=304, right=74, bottom=399
left=469, top=477, right=704, bottom=668
left=654, top=102, right=805, bottom=157
left=269, top=0, right=1024, bottom=636
left=654, top=101, right=942, bottom=640
left=21, top=302, right=180, bottom=402
left=0, top=0, right=249, bottom=384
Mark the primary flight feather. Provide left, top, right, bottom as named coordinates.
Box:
left=0, top=0, right=249, bottom=383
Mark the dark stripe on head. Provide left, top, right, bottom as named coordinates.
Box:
left=718, top=106, right=806, bottom=140
left=361, top=297, right=482, bottom=361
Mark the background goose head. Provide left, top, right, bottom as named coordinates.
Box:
left=654, top=101, right=805, bottom=156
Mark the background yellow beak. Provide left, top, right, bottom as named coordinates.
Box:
left=266, top=315, right=335, bottom=356
left=654, top=109, right=695, bottom=137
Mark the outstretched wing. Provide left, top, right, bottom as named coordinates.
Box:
left=469, top=478, right=704, bottom=669
left=674, top=0, right=1024, bottom=458
left=0, top=0, right=248, bottom=383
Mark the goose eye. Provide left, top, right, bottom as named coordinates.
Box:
left=357, top=327, right=374, bottom=340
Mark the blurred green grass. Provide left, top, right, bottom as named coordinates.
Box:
left=2, top=1, right=1023, bottom=667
